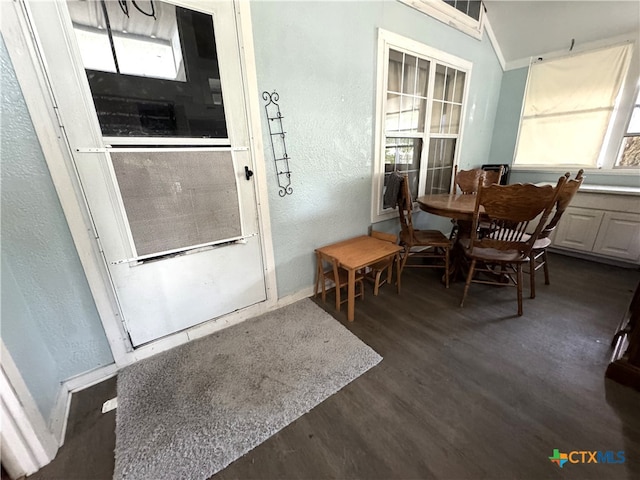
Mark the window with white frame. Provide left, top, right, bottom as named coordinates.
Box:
left=444, top=1, right=483, bottom=21
left=398, top=0, right=485, bottom=39
left=513, top=43, right=634, bottom=170
left=616, top=89, right=640, bottom=167
left=372, top=30, right=471, bottom=222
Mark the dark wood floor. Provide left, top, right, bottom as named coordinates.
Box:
left=28, top=253, right=640, bottom=480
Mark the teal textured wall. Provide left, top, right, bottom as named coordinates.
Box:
left=1, top=36, right=114, bottom=421
left=488, top=67, right=528, bottom=167
left=250, top=0, right=504, bottom=297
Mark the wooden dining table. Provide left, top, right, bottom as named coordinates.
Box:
left=416, top=193, right=480, bottom=221
left=416, top=193, right=483, bottom=282
left=315, top=235, right=403, bottom=322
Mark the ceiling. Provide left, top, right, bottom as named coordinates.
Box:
left=483, top=1, right=640, bottom=68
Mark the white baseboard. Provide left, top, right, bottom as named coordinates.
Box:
left=49, top=363, right=118, bottom=446
left=277, top=286, right=315, bottom=307
left=549, top=247, right=640, bottom=269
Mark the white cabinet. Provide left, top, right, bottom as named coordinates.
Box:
left=551, top=189, right=640, bottom=264
left=593, top=211, right=640, bottom=261
left=554, top=207, right=604, bottom=252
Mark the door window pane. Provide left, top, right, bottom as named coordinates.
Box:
left=68, top=0, right=227, bottom=139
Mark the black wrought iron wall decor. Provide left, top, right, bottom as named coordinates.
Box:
left=117, top=0, right=156, bottom=19
left=263, top=90, right=293, bottom=197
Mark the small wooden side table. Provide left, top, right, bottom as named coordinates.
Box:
left=315, top=235, right=402, bottom=322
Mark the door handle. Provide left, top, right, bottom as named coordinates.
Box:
left=245, top=166, right=254, bottom=181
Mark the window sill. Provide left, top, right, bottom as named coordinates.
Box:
left=535, top=182, right=640, bottom=196
left=511, top=166, right=640, bottom=176
left=577, top=184, right=640, bottom=196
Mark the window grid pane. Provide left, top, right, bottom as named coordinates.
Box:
left=627, top=105, right=640, bottom=134
left=425, top=137, right=456, bottom=194
left=444, top=0, right=482, bottom=20
left=387, top=50, right=430, bottom=135
left=616, top=136, right=640, bottom=167
left=380, top=45, right=467, bottom=212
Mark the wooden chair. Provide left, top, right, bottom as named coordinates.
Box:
left=453, top=166, right=504, bottom=194
left=454, top=167, right=485, bottom=194
left=482, top=166, right=504, bottom=187
left=315, top=250, right=364, bottom=312
left=459, top=175, right=567, bottom=316
left=453, top=166, right=505, bottom=238
left=528, top=169, right=585, bottom=298
left=362, top=230, right=399, bottom=296
left=397, top=174, right=452, bottom=288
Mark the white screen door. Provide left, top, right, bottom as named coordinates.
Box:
left=28, top=0, right=267, bottom=346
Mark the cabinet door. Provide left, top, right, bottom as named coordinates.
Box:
left=553, top=207, right=604, bottom=252
left=593, top=211, right=640, bottom=262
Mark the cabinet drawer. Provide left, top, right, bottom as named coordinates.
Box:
left=553, top=207, right=604, bottom=252
left=593, top=211, right=640, bottom=261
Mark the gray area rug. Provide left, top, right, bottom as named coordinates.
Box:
left=114, top=299, right=382, bottom=480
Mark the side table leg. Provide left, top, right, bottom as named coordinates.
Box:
left=347, top=269, right=355, bottom=322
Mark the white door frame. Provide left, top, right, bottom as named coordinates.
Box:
left=0, top=342, right=59, bottom=477
left=2, top=0, right=278, bottom=367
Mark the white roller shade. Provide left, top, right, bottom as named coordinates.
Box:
left=514, top=44, right=632, bottom=167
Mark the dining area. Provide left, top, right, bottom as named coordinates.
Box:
left=314, top=166, right=585, bottom=321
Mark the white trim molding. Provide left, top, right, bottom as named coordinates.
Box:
left=0, top=343, right=58, bottom=478
left=504, top=32, right=638, bottom=71
left=398, top=0, right=485, bottom=40
left=49, top=363, right=118, bottom=447
left=483, top=14, right=505, bottom=70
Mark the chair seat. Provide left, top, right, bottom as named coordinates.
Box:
left=487, top=229, right=551, bottom=251
left=459, top=238, right=528, bottom=263
left=401, top=229, right=450, bottom=247
left=532, top=237, right=552, bottom=250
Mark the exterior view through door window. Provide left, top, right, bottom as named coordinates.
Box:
left=68, top=0, right=227, bottom=139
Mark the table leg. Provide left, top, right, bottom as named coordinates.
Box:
left=347, top=269, right=355, bottom=322
left=395, top=252, right=401, bottom=293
